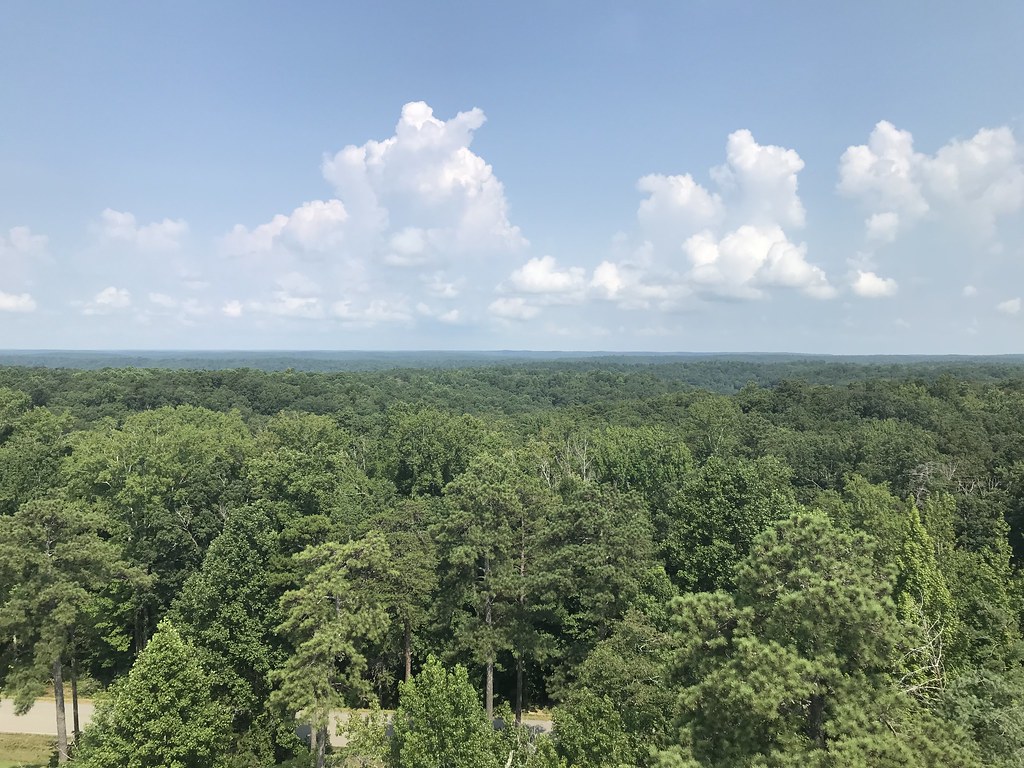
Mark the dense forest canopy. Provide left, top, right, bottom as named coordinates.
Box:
left=0, top=357, right=1022, bottom=767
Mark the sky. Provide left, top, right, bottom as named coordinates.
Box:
left=1, top=1, right=1023, bottom=353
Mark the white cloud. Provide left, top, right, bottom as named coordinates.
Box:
left=489, top=296, right=540, bottom=321
left=839, top=122, right=1024, bottom=241
left=148, top=292, right=177, bottom=308
left=865, top=212, right=900, bottom=242
left=996, top=297, right=1021, bottom=315
left=222, top=199, right=348, bottom=256
left=710, top=129, right=807, bottom=229
left=321, top=101, right=526, bottom=259
left=254, top=293, right=324, bottom=319
left=416, top=302, right=462, bottom=324
left=617, top=129, right=832, bottom=302
left=384, top=227, right=431, bottom=266
left=685, top=225, right=835, bottom=300
left=1, top=226, right=48, bottom=256
left=222, top=300, right=243, bottom=318
left=636, top=173, right=723, bottom=248
left=923, top=127, right=1024, bottom=238
left=101, top=209, right=187, bottom=250
left=851, top=270, right=899, bottom=298
left=963, top=285, right=977, bottom=297
left=331, top=299, right=412, bottom=325
left=500, top=129, right=832, bottom=312
left=218, top=102, right=526, bottom=333
left=590, top=261, right=625, bottom=299
left=506, top=255, right=586, bottom=296
left=838, top=121, right=929, bottom=225
left=0, top=291, right=36, bottom=312
left=423, top=273, right=461, bottom=298
left=83, top=286, right=132, bottom=314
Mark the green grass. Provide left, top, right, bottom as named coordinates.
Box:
left=0, top=733, right=54, bottom=767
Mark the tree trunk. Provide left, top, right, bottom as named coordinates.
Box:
left=53, top=658, right=69, bottom=764
left=484, top=554, right=494, bottom=719
left=315, top=725, right=328, bottom=768
left=309, top=724, right=319, bottom=768
left=70, top=656, right=80, bottom=741
left=515, top=654, right=523, bottom=724
left=486, top=657, right=494, bottom=720
left=404, top=616, right=412, bottom=682
left=807, top=693, right=826, bottom=748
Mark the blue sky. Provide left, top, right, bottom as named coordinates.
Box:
left=2, top=1, right=1022, bottom=352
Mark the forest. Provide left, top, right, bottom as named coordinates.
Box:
left=0, top=358, right=1022, bottom=767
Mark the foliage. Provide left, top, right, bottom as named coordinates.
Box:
left=72, top=621, right=232, bottom=768
left=271, top=532, right=393, bottom=751
left=389, top=657, right=500, bottom=768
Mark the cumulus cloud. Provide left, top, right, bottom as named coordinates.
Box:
left=320, top=101, right=526, bottom=258
left=144, top=293, right=207, bottom=322
left=83, top=286, right=132, bottom=314
left=222, top=199, right=348, bottom=256
left=996, top=297, right=1021, bottom=315
left=851, top=270, right=899, bottom=298
left=839, top=122, right=1024, bottom=241
left=148, top=292, right=177, bottom=308
left=495, top=129, right=832, bottom=312
left=251, top=293, right=324, bottom=319
left=963, top=285, right=978, bottom=297
left=709, top=129, right=807, bottom=229
left=101, top=209, right=187, bottom=250
left=0, top=291, right=36, bottom=312
left=685, top=225, right=835, bottom=300
left=331, top=299, right=412, bottom=325
left=608, top=129, right=832, bottom=303
left=1, top=226, right=48, bottom=256
left=505, top=255, right=586, bottom=296
left=416, top=302, right=462, bottom=324
left=838, top=122, right=929, bottom=231
left=865, top=212, right=900, bottom=242
left=489, top=296, right=540, bottom=321
left=219, top=101, right=524, bottom=332
left=636, top=173, right=723, bottom=249
left=222, top=300, right=243, bottom=318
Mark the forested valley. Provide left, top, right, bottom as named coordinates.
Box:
left=1, top=359, right=1023, bottom=767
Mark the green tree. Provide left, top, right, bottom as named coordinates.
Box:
left=382, top=406, right=486, bottom=497
left=546, top=483, right=668, bottom=696
left=72, top=621, right=232, bottom=768
left=389, top=657, right=499, bottom=768
left=663, top=455, right=799, bottom=592
left=437, top=449, right=556, bottom=720
left=370, top=497, right=440, bottom=687
left=0, top=392, right=72, bottom=515
left=63, top=406, right=251, bottom=651
left=553, top=609, right=675, bottom=768
left=659, top=511, right=983, bottom=767
left=246, top=411, right=387, bottom=538
left=0, top=497, right=125, bottom=764
left=169, top=503, right=287, bottom=764
left=272, top=532, right=393, bottom=768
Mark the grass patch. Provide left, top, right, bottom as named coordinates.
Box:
left=0, top=733, right=54, bottom=767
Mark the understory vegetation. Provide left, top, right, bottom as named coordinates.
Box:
left=0, top=359, right=1023, bottom=767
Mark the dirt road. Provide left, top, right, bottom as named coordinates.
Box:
left=0, top=699, right=94, bottom=737
left=0, top=698, right=550, bottom=746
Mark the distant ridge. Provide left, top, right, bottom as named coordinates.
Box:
left=1, top=349, right=1023, bottom=373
